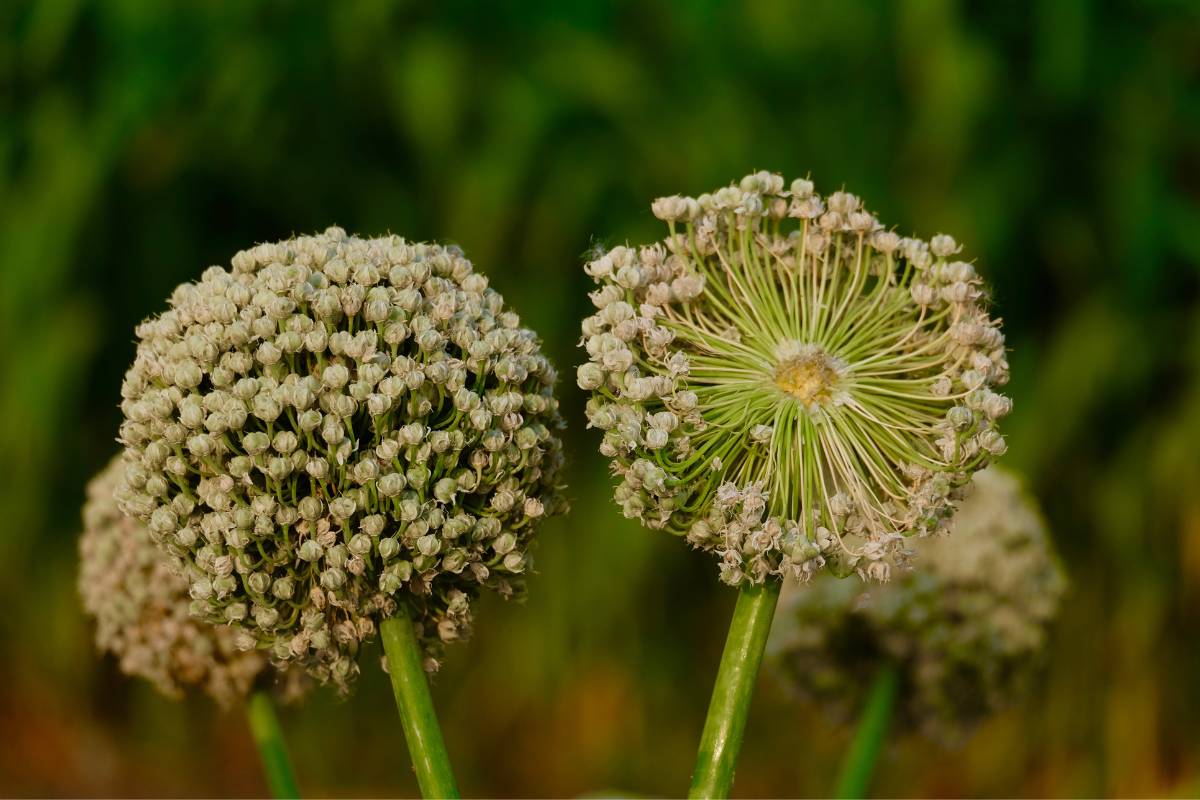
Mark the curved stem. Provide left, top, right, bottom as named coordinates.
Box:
left=834, top=663, right=899, bottom=799
left=380, top=608, right=461, bottom=799
left=247, top=690, right=301, bottom=799
left=688, top=579, right=782, bottom=799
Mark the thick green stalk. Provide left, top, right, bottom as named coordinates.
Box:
left=380, top=608, right=460, bottom=799
left=688, top=579, right=783, bottom=799
left=246, top=690, right=301, bottom=799
left=834, top=663, right=899, bottom=799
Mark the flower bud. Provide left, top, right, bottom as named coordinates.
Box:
left=248, top=571, right=271, bottom=594
left=320, top=568, right=347, bottom=591
left=378, top=537, right=401, bottom=560
left=272, top=577, right=296, bottom=600
left=299, top=540, right=324, bottom=562
left=434, top=478, right=458, bottom=503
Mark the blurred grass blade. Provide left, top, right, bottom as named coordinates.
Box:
left=834, top=664, right=899, bottom=799
left=247, top=691, right=301, bottom=799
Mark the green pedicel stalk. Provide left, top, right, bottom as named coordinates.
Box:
left=247, top=690, right=301, bottom=799
left=381, top=606, right=461, bottom=799
left=688, top=579, right=782, bottom=799
left=834, top=664, right=899, bottom=799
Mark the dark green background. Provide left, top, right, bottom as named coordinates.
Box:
left=2, top=1, right=1198, bottom=796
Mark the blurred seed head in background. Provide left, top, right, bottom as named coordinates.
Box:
left=79, top=457, right=270, bottom=706
left=768, top=466, right=1066, bottom=741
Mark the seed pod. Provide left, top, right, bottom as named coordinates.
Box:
left=78, top=458, right=271, bottom=705
left=118, top=228, right=568, bottom=687
left=768, top=467, right=1064, bottom=740
left=580, top=174, right=1009, bottom=586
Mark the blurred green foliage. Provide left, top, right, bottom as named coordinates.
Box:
left=1, top=0, right=1198, bottom=796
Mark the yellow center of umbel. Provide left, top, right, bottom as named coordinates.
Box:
left=774, top=348, right=842, bottom=406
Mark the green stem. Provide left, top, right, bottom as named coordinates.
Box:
left=688, top=579, right=783, bottom=799
left=247, top=690, right=301, bottom=799
left=834, top=663, right=899, bottom=799
left=380, top=608, right=461, bottom=799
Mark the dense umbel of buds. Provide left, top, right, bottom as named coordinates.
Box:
left=80, top=457, right=267, bottom=705
left=118, top=227, right=566, bottom=689
left=767, top=467, right=1065, bottom=740
left=579, top=172, right=1010, bottom=586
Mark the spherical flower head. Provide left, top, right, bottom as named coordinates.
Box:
left=766, top=467, right=1066, bottom=740
left=117, top=227, right=567, bottom=690
left=79, top=457, right=267, bottom=705
left=579, top=172, right=1011, bottom=586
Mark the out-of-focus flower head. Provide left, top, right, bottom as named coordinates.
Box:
left=579, top=172, right=1010, bottom=586
left=79, top=457, right=269, bottom=706
left=117, top=228, right=567, bottom=690
left=767, top=467, right=1066, bottom=740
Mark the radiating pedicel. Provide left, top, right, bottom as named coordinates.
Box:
left=579, top=172, right=1011, bottom=587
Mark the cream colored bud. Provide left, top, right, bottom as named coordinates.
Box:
left=930, top=234, right=960, bottom=258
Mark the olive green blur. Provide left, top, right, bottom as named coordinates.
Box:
left=1, top=1, right=1197, bottom=796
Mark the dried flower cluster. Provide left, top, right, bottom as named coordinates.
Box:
left=117, top=227, right=566, bottom=689
left=767, top=467, right=1066, bottom=740
left=80, top=457, right=267, bottom=705
left=578, top=172, right=1010, bottom=586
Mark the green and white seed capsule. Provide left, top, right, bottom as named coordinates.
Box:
left=272, top=577, right=296, bottom=600
left=253, top=605, right=279, bottom=628
left=213, top=575, right=238, bottom=597
left=298, top=540, right=323, bottom=562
